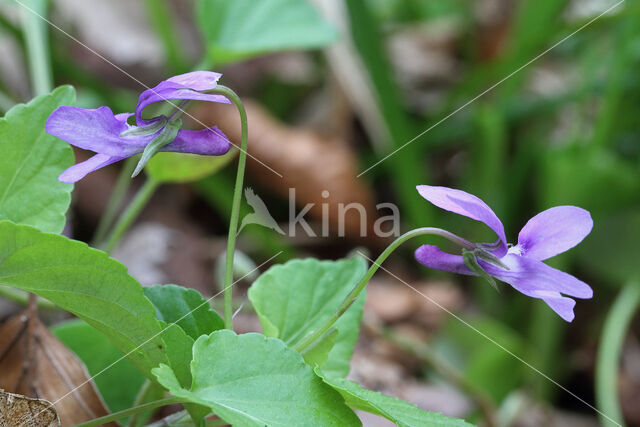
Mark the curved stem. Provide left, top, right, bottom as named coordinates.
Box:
left=103, top=178, right=160, bottom=254
left=209, top=85, right=248, bottom=330
left=596, top=281, right=639, bottom=427
left=76, top=397, right=183, bottom=427
left=294, top=227, right=472, bottom=352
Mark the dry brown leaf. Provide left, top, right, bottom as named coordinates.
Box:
left=0, top=389, right=60, bottom=427
left=193, top=100, right=382, bottom=243
left=0, top=307, right=114, bottom=427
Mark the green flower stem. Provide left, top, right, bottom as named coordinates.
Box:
left=0, top=286, right=57, bottom=310
left=294, top=227, right=473, bottom=352
left=103, top=178, right=160, bottom=254
left=20, top=0, right=52, bottom=95
left=209, top=85, right=248, bottom=330
left=76, top=396, right=184, bottom=427
left=126, top=379, right=167, bottom=427
left=596, top=282, right=640, bottom=427
left=92, top=156, right=139, bottom=247
left=94, top=99, right=190, bottom=247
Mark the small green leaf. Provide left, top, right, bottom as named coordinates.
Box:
left=196, top=0, right=337, bottom=64
left=0, top=86, right=75, bottom=233
left=159, top=321, right=194, bottom=387
left=301, top=328, right=337, bottom=369
left=317, top=372, right=474, bottom=427
left=132, top=120, right=181, bottom=178
left=159, top=320, right=211, bottom=422
left=463, top=249, right=499, bottom=291
left=144, top=284, right=224, bottom=341
left=145, top=150, right=236, bottom=183
left=153, top=330, right=360, bottom=426
left=52, top=319, right=146, bottom=413
left=248, top=258, right=367, bottom=377
left=0, top=220, right=167, bottom=377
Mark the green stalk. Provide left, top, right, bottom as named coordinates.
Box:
left=208, top=85, right=248, bottom=330
left=126, top=379, right=167, bottom=427
left=595, top=282, right=639, bottom=427
left=92, top=156, right=138, bottom=246
left=103, top=178, right=160, bottom=254
left=294, top=227, right=473, bottom=352
left=20, top=0, right=52, bottom=95
left=76, top=397, right=183, bottom=427
left=0, top=286, right=57, bottom=310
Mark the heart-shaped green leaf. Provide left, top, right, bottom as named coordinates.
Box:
left=153, top=330, right=360, bottom=426
left=196, top=0, right=337, bottom=64
left=0, top=221, right=167, bottom=377
left=0, top=86, right=75, bottom=233
left=248, top=257, right=367, bottom=377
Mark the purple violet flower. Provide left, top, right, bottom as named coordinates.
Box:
left=414, top=185, right=593, bottom=321
left=46, top=71, right=231, bottom=183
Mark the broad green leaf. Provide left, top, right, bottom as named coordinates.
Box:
left=0, top=86, right=74, bottom=233
left=144, top=284, right=224, bottom=340
left=196, top=0, right=337, bottom=64
left=248, top=257, right=367, bottom=377
left=52, top=319, right=146, bottom=413
left=145, top=151, right=235, bottom=183
left=318, top=372, right=474, bottom=427
left=153, top=330, right=360, bottom=426
left=0, top=221, right=167, bottom=377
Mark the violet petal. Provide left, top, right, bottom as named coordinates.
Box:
left=58, top=153, right=125, bottom=183
left=482, top=253, right=593, bottom=299
left=414, top=244, right=475, bottom=275
left=515, top=206, right=593, bottom=261
left=46, top=106, right=157, bottom=156
left=529, top=290, right=577, bottom=322
left=162, top=126, right=231, bottom=156
left=135, top=72, right=230, bottom=125
left=416, top=185, right=508, bottom=256
left=165, top=71, right=222, bottom=90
